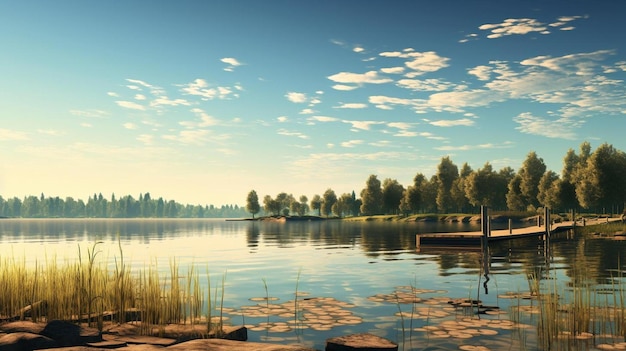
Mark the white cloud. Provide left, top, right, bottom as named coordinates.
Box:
left=387, top=122, right=413, bottom=130
left=286, top=92, right=307, bottom=103
left=123, top=123, right=138, bottom=130
left=435, top=142, right=514, bottom=151
left=513, top=112, right=580, bottom=139
left=277, top=129, right=309, bottom=139
left=221, top=57, right=243, bottom=71
left=332, top=84, right=359, bottom=91
left=181, top=79, right=237, bottom=100
left=396, top=78, right=453, bottom=91
left=341, top=140, right=364, bottom=148
left=0, top=128, right=29, bottom=140
left=277, top=116, right=288, bottom=123
left=381, top=67, right=405, bottom=74
left=309, top=116, right=339, bottom=123
left=189, top=108, right=219, bottom=127
left=327, top=71, right=392, bottom=85
left=479, top=18, right=549, bottom=39
left=379, top=50, right=450, bottom=76
left=70, top=109, right=108, bottom=118
left=428, top=118, right=475, bottom=127
left=342, top=120, right=383, bottom=130
left=353, top=46, right=364, bottom=53
left=520, top=50, right=614, bottom=74
left=107, top=92, right=119, bottom=97
left=135, top=94, right=146, bottom=100
left=115, top=101, right=145, bottom=111
left=468, top=65, right=492, bottom=81
left=299, top=108, right=316, bottom=114
left=334, top=103, right=368, bottom=109
left=150, top=96, right=191, bottom=107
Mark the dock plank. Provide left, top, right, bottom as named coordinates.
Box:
left=416, top=217, right=620, bottom=248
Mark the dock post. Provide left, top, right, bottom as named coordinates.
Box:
left=544, top=207, right=551, bottom=238
left=481, top=206, right=489, bottom=240
left=509, top=218, right=512, bottom=234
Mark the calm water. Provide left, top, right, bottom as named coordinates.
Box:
left=1, top=218, right=625, bottom=350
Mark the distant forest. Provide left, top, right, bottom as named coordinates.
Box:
left=0, top=192, right=247, bottom=219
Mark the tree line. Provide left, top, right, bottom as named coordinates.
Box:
left=247, top=142, right=626, bottom=218
left=0, top=192, right=247, bottom=218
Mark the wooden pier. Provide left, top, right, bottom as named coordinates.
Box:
left=416, top=207, right=619, bottom=250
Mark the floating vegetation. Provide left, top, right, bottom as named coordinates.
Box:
left=413, top=317, right=533, bottom=340
left=230, top=295, right=361, bottom=332
left=367, top=286, right=446, bottom=304
left=497, top=291, right=537, bottom=300
left=596, top=341, right=626, bottom=350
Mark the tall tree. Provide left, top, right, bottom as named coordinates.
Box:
left=451, top=163, right=472, bottom=212
left=246, top=190, right=260, bottom=219
left=310, top=195, right=322, bottom=216
left=263, top=195, right=281, bottom=216
left=575, top=143, right=626, bottom=212
left=537, top=171, right=561, bottom=210
left=360, top=175, right=383, bottom=215
left=464, top=162, right=501, bottom=208
left=436, top=157, right=458, bottom=213
left=381, top=178, right=405, bottom=215
left=506, top=174, right=525, bottom=211
left=559, top=148, right=580, bottom=210
left=321, top=189, right=337, bottom=217
left=518, top=151, right=547, bottom=210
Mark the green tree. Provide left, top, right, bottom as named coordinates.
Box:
left=451, top=163, right=472, bottom=212
left=381, top=178, right=405, bottom=215
left=298, top=195, right=309, bottom=216
left=321, top=189, right=337, bottom=217
left=246, top=190, right=260, bottom=219
left=436, top=157, right=458, bottom=213
left=518, top=151, right=547, bottom=209
left=332, top=193, right=353, bottom=218
left=575, top=143, right=626, bottom=212
left=310, top=195, right=322, bottom=216
left=506, top=174, right=525, bottom=211
left=537, top=171, right=561, bottom=210
left=263, top=195, right=281, bottom=216
left=360, top=175, right=383, bottom=215
left=465, top=163, right=500, bottom=208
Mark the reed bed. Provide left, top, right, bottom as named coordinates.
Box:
left=0, top=242, right=225, bottom=335
left=531, top=268, right=626, bottom=350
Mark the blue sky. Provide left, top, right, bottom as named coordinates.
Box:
left=1, top=0, right=625, bottom=206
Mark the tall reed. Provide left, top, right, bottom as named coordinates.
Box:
left=0, top=242, right=227, bottom=336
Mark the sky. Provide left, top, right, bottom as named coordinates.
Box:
left=1, top=0, right=625, bottom=206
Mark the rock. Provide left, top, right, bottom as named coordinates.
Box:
left=0, top=331, right=57, bottom=351
left=41, top=320, right=102, bottom=346
left=326, top=333, right=398, bottom=351
left=103, top=334, right=176, bottom=347
left=166, top=338, right=315, bottom=351
left=103, top=322, right=246, bottom=343
left=86, top=339, right=129, bottom=349
left=0, top=321, right=46, bottom=335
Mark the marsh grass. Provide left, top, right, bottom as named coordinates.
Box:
left=532, top=267, right=626, bottom=350
left=0, top=242, right=227, bottom=336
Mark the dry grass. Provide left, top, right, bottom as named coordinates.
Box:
left=0, top=241, right=225, bottom=335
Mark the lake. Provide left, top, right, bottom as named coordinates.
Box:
left=0, top=218, right=624, bottom=350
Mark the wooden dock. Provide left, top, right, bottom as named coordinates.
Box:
left=416, top=208, right=620, bottom=250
